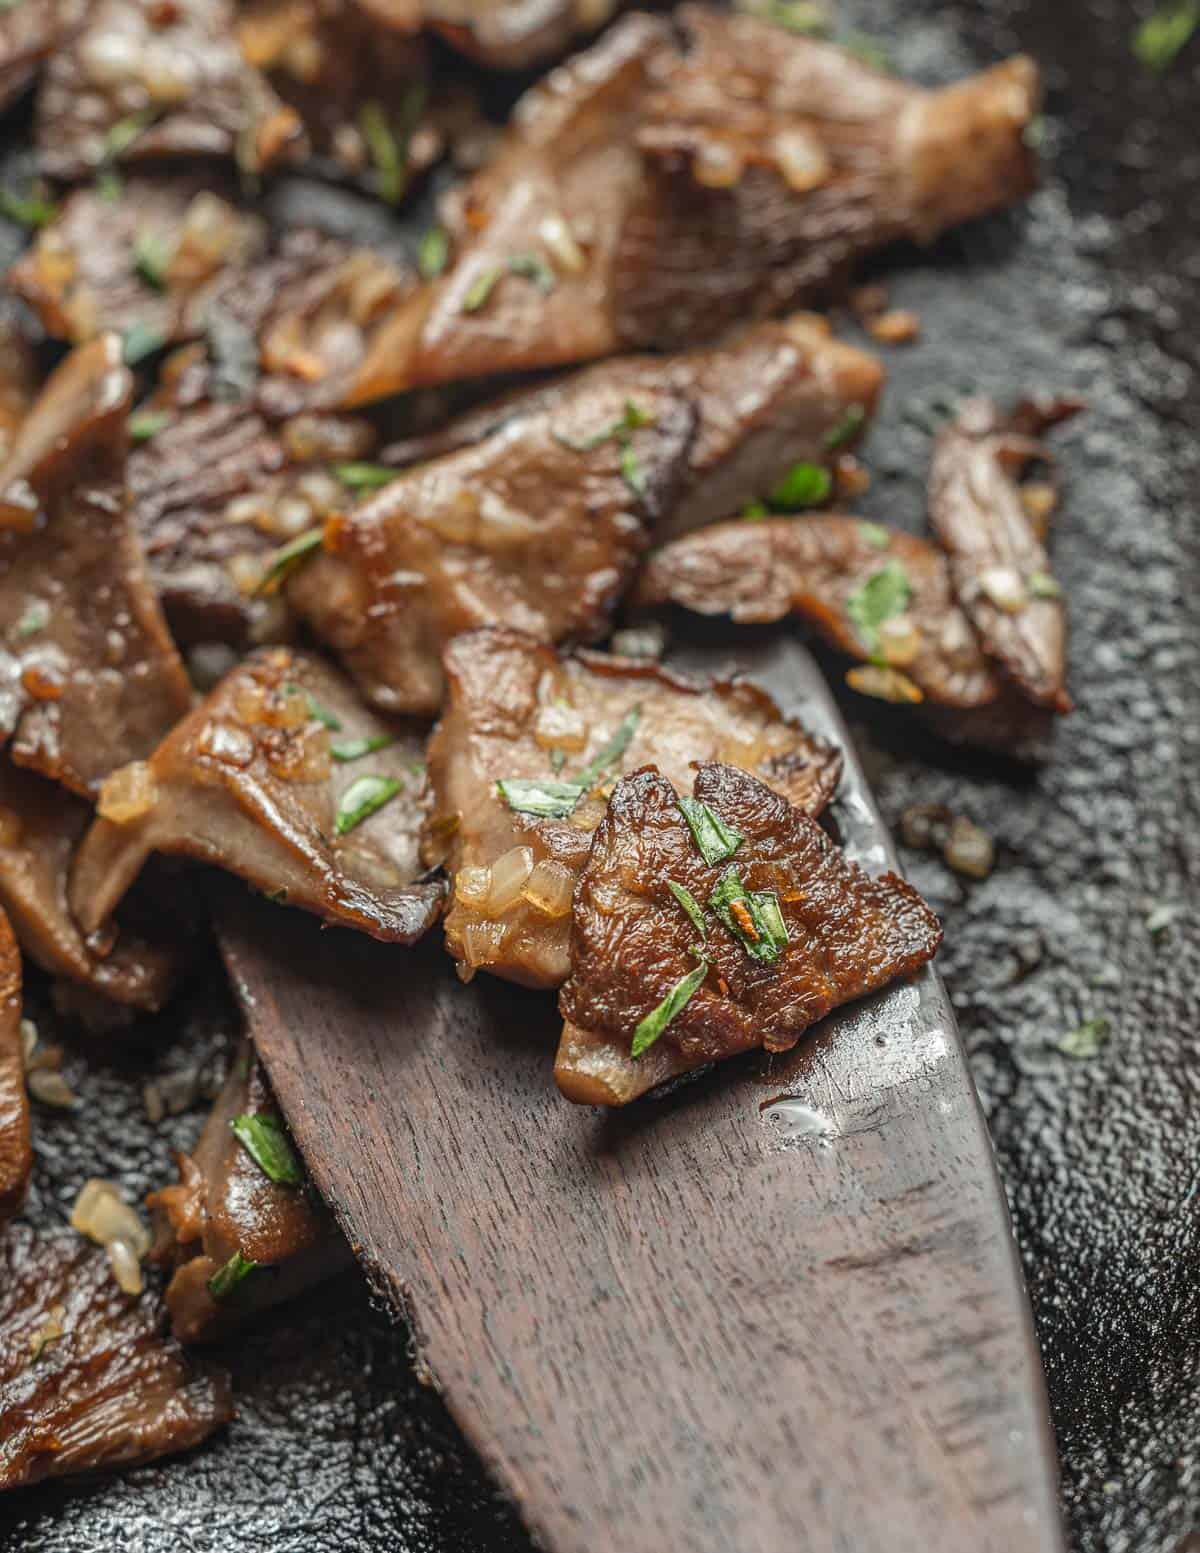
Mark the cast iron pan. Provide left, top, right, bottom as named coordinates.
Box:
left=2, top=1, right=1199, bottom=1550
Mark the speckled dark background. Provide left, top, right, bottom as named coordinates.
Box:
left=1, top=0, right=1198, bottom=1549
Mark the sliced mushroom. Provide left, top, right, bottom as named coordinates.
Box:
left=0, top=909, right=30, bottom=1224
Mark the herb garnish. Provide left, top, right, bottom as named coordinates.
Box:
left=556, top=399, right=653, bottom=454
left=507, top=252, right=556, bottom=293
left=571, top=703, right=642, bottom=790
left=105, top=107, right=159, bottom=161
left=418, top=226, right=450, bottom=279
left=14, top=600, right=48, bottom=640
left=496, top=776, right=588, bottom=819
left=1133, top=1, right=1199, bottom=71
left=709, top=866, right=788, bottom=963
left=822, top=403, right=866, bottom=451
left=631, top=956, right=708, bottom=1058
left=359, top=101, right=405, bottom=204
left=1056, top=1017, right=1111, bottom=1059
left=678, top=796, right=743, bottom=866
left=129, top=408, right=170, bottom=442
left=620, top=443, right=647, bottom=497
left=845, top=559, right=912, bottom=659
left=335, top=774, right=403, bottom=834
left=207, top=1250, right=258, bottom=1300
left=331, top=733, right=394, bottom=763
left=667, top=879, right=707, bottom=940
left=1028, top=571, right=1062, bottom=599
left=767, top=461, right=832, bottom=510
left=0, top=186, right=57, bottom=228
left=742, top=501, right=769, bottom=520
left=121, top=321, right=166, bottom=366
left=333, top=462, right=395, bottom=491
left=256, top=527, right=324, bottom=595
left=462, top=266, right=502, bottom=313
left=858, top=521, right=890, bottom=550
left=96, top=168, right=122, bottom=202
left=231, top=1113, right=304, bottom=1185
left=300, top=692, right=340, bottom=729
left=753, top=0, right=829, bottom=33
left=134, top=229, right=171, bottom=290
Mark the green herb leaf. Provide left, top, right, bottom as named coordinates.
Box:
left=13, top=600, right=49, bottom=640
left=496, top=776, right=585, bottom=819
left=256, top=527, right=324, bottom=595
left=96, top=168, right=123, bottom=202
left=121, top=321, right=166, bottom=366
left=574, top=704, right=642, bottom=790
left=1133, top=0, right=1200, bottom=71
left=767, top=461, right=832, bottom=510
left=359, top=101, right=405, bottom=204
left=620, top=442, right=646, bottom=498
left=418, top=225, right=449, bottom=279
left=128, top=408, right=170, bottom=442
left=231, top=1112, right=305, bottom=1185
left=461, top=266, right=502, bottom=313
left=333, top=462, right=395, bottom=491
left=709, top=865, right=788, bottom=963
left=667, top=879, right=707, bottom=940
left=1146, top=902, right=1183, bottom=936
left=822, top=403, right=866, bottom=451
left=302, top=693, right=340, bottom=730
left=631, top=957, right=708, bottom=1058
left=555, top=399, right=654, bottom=453
left=507, top=252, right=556, bottom=293
left=336, top=774, right=403, bottom=835
left=331, top=733, right=395, bottom=763
left=858, top=521, right=890, bottom=550
left=742, top=501, right=769, bottom=520
left=678, top=796, right=743, bottom=866
left=207, top=1249, right=259, bottom=1301
left=845, top=559, right=912, bottom=657
left=0, top=186, right=57, bottom=229
left=134, top=228, right=171, bottom=290
left=1028, top=570, right=1062, bottom=599
left=756, top=0, right=829, bottom=34
left=105, top=107, right=158, bottom=160
left=1056, top=1017, right=1111, bottom=1059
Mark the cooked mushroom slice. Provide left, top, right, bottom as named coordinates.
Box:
left=0, top=909, right=30, bottom=1224
left=422, top=0, right=619, bottom=70
left=929, top=396, right=1081, bottom=714
left=0, top=1222, right=233, bottom=1490
left=634, top=515, right=1002, bottom=712
left=149, top=1040, right=348, bottom=1343
left=10, top=177, right=268, bottom=352
left=342, top=10, right=1038, bottom=404
left=237, top=0, right=439, bottom=195
left=70, top=648, right=445, bottom=945
left=290, top=319, right=879, bottom=714
left=426, top=628, right=841, bottom=990
left=557, top=761, right=942, bottom=1105
left=0, top=337, right=192, bottom=798
left=36, top=0, right=305, bottom=182
left=0, top=759, right=177, bottom=1010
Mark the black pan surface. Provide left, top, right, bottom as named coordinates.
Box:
left=2, top=2, right=1199, bottom=1550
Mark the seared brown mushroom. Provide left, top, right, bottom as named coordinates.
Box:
left=0, top=910, right=30, bottom=1224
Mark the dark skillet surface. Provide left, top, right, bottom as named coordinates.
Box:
left=1, top=0, right=1198, bottom=1550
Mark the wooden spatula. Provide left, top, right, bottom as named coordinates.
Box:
left=218, top=633, right=1066, bottom=1553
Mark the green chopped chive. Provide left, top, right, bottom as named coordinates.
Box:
left=678, top=796, right=743, bottom=866
left=667, top=879, right=707, bottom=940
left=105, top=107, right=158, bottom=160
left=845, top=558, right=912, bottom=658
left=496, top=776, right=586, bottom=818
left=121, top=321, right=166, bottom=366
left=134, top=228, right=171, bottom=290
left=300, top=691, right=341, bottom=730
left=417, top=225, right=450, bottom=279
left=1133, top=1, right=1199, bottom=71
left=333, top=462, right=395, bottom=491
left=207, top=1250, right=259, bottom=1301
left=507, top=252, right=556, bottom=293
left=128, top=408, right=170, bottom=442
left=231, top=1113, right=304, bottom=1185
left=742, top=500, right=769, bottom=520
left=823, top=403, right=866, bottom=451
left=858, top=521, right=890, bottom=550
left=631, top=957, right=708, bottom=1059
left=331, top=733, right=395, bottom=762
left=0, top=186, right=57, bottom=228
left=757, top=0, right=829, bottom=33
left=555, top=399, right=654, bottom=454
left=709, top=865, right=788, bottom=963
left=335, top=774, right=403, bottom=835
left=1028, top=570, right=1062, bottom=599
left=96, top=168, right=123, bottom=202
left=255, top=527, right=324, bottom=595
left=767, top=461, right=832, bottom=511
left=359, top=101, right=405, bottom=204
left=620, top=443, right=646, bottom=498
left=461, top=266, right=502, bottom=313
left=1056, top=1017, right=1111, bottom=1059
left=573, top=704, right=642, bottom=790
left=14, top=600, right=49, bottom=640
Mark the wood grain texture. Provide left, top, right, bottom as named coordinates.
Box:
left=219, top=634, right=1066, bottom=1553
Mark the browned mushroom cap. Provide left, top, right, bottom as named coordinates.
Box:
left=929, top=395, right=1081, bottom=714
left=556, top=761, right=941, bottom=1106
left=422, top=0, right=619, bottom=70
left=0, top=909, right=30, bottom=1224
left=0, top=759, right=178, bottom=1010
left=0, top=336, right=192, bottom=799
left=149, top=1040, right=348, bottom=1344
left=70, top=647, right=444, bottom=946
left=36, top=0, right=306, bottom=182
left=0, top=1221, right=233, bottom=1489
left=341, top=11, right=1037, bottom=404
left=426, top=627, right=841, bottom=990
